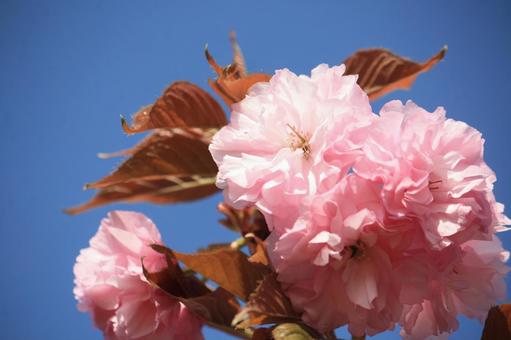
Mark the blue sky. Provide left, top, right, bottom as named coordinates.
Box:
left=1, top=1, right=511, bottom=339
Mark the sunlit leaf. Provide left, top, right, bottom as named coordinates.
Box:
left=232, top=273, right=299, bottom=329
left=482, top=304, right=511, bottom=340
left=206, top=33, right=271, bottom=106
left=121, top=81, right=227, bottom=134
left=246, top=234, right=270, bottom=267
left=343, top=46, right=447, bottom=100
left=174, top=247, right=270, bottom=301
left=272, top=323, right=316, bottom=340
left=197, top=242, right=232, bottom=253
left=142, top=244, right=246, bottom=338
left=66, top=129, right=218, bottom=214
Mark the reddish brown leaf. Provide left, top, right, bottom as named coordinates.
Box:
left=251, top=328, right=273, bottom=340
left=142, top=245, right=246, bottom=338
left=232, top=273, right=300, bottom=329
left=343, top=46, right=447, bottom=100
left=206, top=34, right=271, bottom=107
left=208, top=73, right=271, bottom=107
left=482, top=304, right=511, bottom=340
left=246, top=235, right=270, bottom=267
left=66, top=129, right=218, bottom=214
left=197, top=242, right=233, bottom=253
left=184, top=288, right=247, bottom=338
left=174, top=247, right=271, bottom=301
left=143, top=244, right=210, bottom=298
left=229, top=32, right=247, bottom=77
left=218, top=203, right=270, bottom=250
left=121, top=81, right=227, bottom=134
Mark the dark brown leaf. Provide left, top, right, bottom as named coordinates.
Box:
left=206, top=34, right=271, bottom=107
left=143, top=244, right=210, bottom=298
left=343, top=46, right=447, bottom=100
left=66, top=129, right=218, bottom=214
left=121, top=81, right=226, bottom=134
left=185, top=288, right=247, bottom=338
left=174, top=247, right=271, bottom=301
left=232, top=273, right=300, bottom=329
left=251, top=328, right=273, bottom=340
left=482, top=304, right=511, bottom=340
left=142, top=245, right=246, bottom=338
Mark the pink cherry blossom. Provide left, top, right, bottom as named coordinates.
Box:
left=268, top=175, right=404, bottom=336
left=352, top=100, right=507, bottom=249
left=73, top=211, right=203, bottom=340
left=210, top=62, right=510, bottom=339
left=399, top=237, right=509, bottom=339
left=269, top=175, right=509, bottom=338
left=209, top=64, right=374, bottom=231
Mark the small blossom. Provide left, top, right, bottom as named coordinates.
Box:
left=73, top=211, right=203, bottom=340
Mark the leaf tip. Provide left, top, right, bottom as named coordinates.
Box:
left=96, top=152, right=109, bottom=159
left=62, top=207, right=76, bottom=215
left=205, top=45, right=222, bottom=75
left=63, top=203, right=87, bottom=215
left=229, top=31, right=237, bottom=43
left=204, top=44, right=212, bottom=62
left=439, top=45, right=448, bottom=59
left=120, top=115, right=134, bottom=134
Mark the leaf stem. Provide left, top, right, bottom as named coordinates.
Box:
left=230, top=236, right=247, bottom=250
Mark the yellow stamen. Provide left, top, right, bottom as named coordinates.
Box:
left=287, top=123, right=311, bottom=159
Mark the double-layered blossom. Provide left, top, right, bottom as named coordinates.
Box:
left=209, top=64, right=374, bottom=231
left=269, top=175, right=509, bottom=338
left=73, top=211, right=203, bottom=340
left=269, top=175, right=403, bottom=336
left=352, top=100, right=506, bottom=249
left=399, top=237, right=509, bottom=339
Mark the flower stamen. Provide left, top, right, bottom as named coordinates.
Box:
left=348, top=240, right=367, bottom=260
left=287, top=123, right=311, bottom=159
left=428, top=179, right=442, bottom=191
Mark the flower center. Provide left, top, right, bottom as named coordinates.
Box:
left=347, top=240, right=367, bottom=260
left=287, top=123, right=311, bottom=159
left=428, top=179, right=443, bottom=191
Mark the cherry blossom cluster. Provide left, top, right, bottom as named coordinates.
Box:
left=210, top=64, right=510, bottom=338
